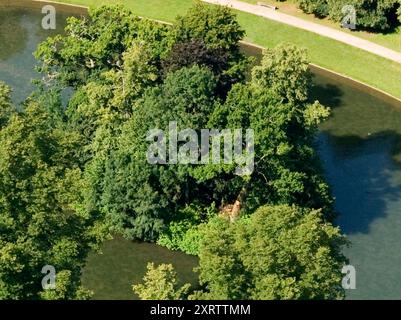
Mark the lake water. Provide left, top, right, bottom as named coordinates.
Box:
left=313, top=71, right=401, bottom=300
left=1, top=1, right=401, bottom=299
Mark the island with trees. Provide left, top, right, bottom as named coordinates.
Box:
left=3, top=0, right=401, bottom=301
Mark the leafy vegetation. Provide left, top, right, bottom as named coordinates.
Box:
left=288, top=0, right=400, bottom=31
left=193, top=204, right=347, bottom=299
left=58, top=0, right=401, bottom=100
left=133, top=263, right=191, bottom=299
left=0, top=87, right=108, bottom=299
left=1, top=3, right=348, bottom=299
left=136, top=204, right=347, bottom=300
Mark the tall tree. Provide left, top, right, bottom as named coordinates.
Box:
left=173, top=2, right=250, bottom=97
left=65, top=42, right=159, bottom=165
left=192, top=204, right=347, bottom=300
left=251, top=43, right=311, bottom=104
left=174, top=2, right=245, bottom=51
left=133, top=263, right=191, bottom=300
left=203, top=43, right=331, bottom=218
left=90, top=65, right=218, bottom=241
left=0, top=98, right=107, bottom=299
left=35, top=5, right=172, bottom=88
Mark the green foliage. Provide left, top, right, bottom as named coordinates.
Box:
left=35, top=4, right=333, bottom=246
left=162, top=39, right=229, bottom=75
left=157, top=204, right=216, bottom=255
left=174, top=2, right=245, bottom=51
left=92, top=65, right=218, bottom=241
left=298, top=0, right=330, bottom=17
left=398, top=4, right=401, bottom=22
left=252, top=43, right=311, bottom=103
left=0, top=82, right=15, bottom=129
left=87, top=41, right=332, bottom=241
left=35, top=5, right=173, bottom=87
left=35, top=4, right=256, bottom=243
left=65, top=42, right=159, bottom=164
left=192, top=205, right=348, bottom=300
left=133, top=263, right=191, bottom=300
left=0, top=97, right=107, bottom=299
left=295, top=0, right=400, bottom=30
left=39, top=270, right=93, bottom=300
left=173, top=2, right=250, bottom=96
left=157, top=221, right=200, bottom=255
left=28, top=5, right=347, bottom=302
left=162, top=38, right=246, bottom=96
left=205, top=43, right=331, bottom=214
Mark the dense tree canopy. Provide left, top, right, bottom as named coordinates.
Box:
left=135, top=204, right=347, bottom=300
left=193, top=204, right=347, bottom=300
left=36, top=5, right=334, bottom=248
left=0, top=89, right=107, bottom=299
left=2, top=3, right=348, bottom=300
left=35, top=5, right=172, bottom=88
left=174, top=2, right=245, bottom=51
left=173, top=3, right=250, bottom=96
left=94, top=65, right=218, bottom=240
left=89, top=43, right=331, bottom=242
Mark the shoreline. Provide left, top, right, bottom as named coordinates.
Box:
left=4, top=0, right=400, bottom=106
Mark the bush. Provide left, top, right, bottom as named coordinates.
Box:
left=192, top=205, right=348, bottom=300
left=294, top=0, right=400, bottom=31
left=157, top=204, right=216, bottom=255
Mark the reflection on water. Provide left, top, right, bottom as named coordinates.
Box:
left=314, top=72, right=401, bottom=299
left=2, top=2, right=401, bottom=300
left=0, top=3, right=80, bottom=103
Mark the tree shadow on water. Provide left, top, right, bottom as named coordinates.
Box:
left=318, top=130, right=401, bottom=235
left=309, top=80, right=343, bottom=109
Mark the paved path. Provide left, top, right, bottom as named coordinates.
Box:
left=203, top=0, right=401, bottom=64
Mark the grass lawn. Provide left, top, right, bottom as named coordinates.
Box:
left=52, top=0, right=192, bottom=22
left=53, top=0, right=401, bottom=99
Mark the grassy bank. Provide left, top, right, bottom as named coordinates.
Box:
left=51, top=0, right=401, bottom=99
